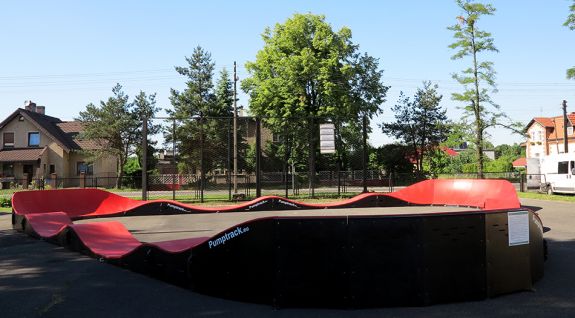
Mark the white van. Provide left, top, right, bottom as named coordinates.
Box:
left=540, top=153, right=575, bottom=194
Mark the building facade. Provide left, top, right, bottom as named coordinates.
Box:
left=525, top=113, right=575, bottom=159
left=0, top=101, right=117, bottom=187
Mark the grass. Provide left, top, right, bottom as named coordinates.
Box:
left=517, top=191, right=575, bottom=203
left=0, top=207, right=11, bottom=214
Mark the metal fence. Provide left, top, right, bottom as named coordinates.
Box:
left=140, top=115, right=381, bottom=201
left=0, top=172, right=541, bottom=203
left=0, top=115, right=541, bottom=202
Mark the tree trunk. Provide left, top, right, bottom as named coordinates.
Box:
left=471, top=21, right=484, bottom=179
left=116, top=155, right=124, bottom=189
left=308, top=117, right=316, bottom=197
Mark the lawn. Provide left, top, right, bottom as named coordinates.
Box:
left=517, top=191, right=575, bottom=203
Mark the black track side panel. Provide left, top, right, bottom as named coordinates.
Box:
left=273, top=217, right=349, bottom=308
left=421, top=214, right=487, bottom=305
left=239, top=198, right=282, bottom=212
left=485, top=211, right=533, bottom=296
left=187, top=218, right=275, bottom=304
left=120, top=246, right=193, bottom=287
left=375, top=195, right=412, bottom=208
left=529, top=212, right=545, bottom=283
left=132, top=202, right=180, bottom=215
left=348, top=216, right=424, bottom=307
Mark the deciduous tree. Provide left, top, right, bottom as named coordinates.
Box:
left=448, top=0, right=499, bottom=178
left=565, top=1, right=575, bottom=79
left=242, top=13, right=389, bottom=191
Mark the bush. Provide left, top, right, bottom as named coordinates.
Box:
left=0, top=197, right=11, bottom=208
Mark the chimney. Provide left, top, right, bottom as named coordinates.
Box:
left=36, top=106, right=45, bottom=115
left=24, top=100, right=37, bottom=112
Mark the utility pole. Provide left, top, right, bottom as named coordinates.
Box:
left=563, top=100, right=569, bottom=153
left=233, top=61, right=238, bottom=194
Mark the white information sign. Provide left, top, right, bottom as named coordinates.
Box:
left=319, top=123, right=336, bottom=154
left=508, top=211, right=529, bottom=246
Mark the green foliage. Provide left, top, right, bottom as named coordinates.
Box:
left=242, top=13, right=389, bottom=174
left=124, top=157, right=141, bottom=176
left=215, top=68, right=234, bottom=112
left=381, top=81, right=450, bottom=173
left=370, top=144, right=413, bottom=175
left=77, top=84, right=160, bottom=188
left=168, top=47, right=235, bottom=174
left=0, top=197, right=11, bottom=208
left=565, top=1, right=575, bottom=79
left=484, top=143, right=522, bottom=172
left=447, top=0, right=523, bottom=177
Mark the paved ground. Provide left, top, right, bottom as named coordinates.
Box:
left=76, top=206, right=478, bottom=242
left=1, top=199, right=575, bottom=318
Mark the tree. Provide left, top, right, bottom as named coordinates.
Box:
left=215, top=68, right=234, bottom=113
left=133, top=91, right=161, bottom=174
left=242, top=13, right=389, bottom=191
left=369, top=144, right=413, bottom=175
left=381, top=81, right=450, bottom=174
left=168, top=46, right=233, bottom=174
left=77, top=84, right=160, bottom=188
left=565, top=1, right=575, bottom=79
left=448, top=0, right=500, bottom=178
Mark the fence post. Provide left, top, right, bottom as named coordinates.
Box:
left=80, top=172, right=86, bottom=188
left=49, top=173, right=57, bottom=189
left=172, top=118, right=176, bottom=201
left=309, top=116, right=316, bottom=198
left=227, top=117, right=232, bottom=201
left=141, top=115, right=148, bottom=201
left=255, top=117, right=262, bottom=197
left=200, top=115, right=205, bottom=203
left=362, top=114, right=368, bottom=193
left=283, top=124, right=289, bottom=198
left=520, top=173, right=525, bottom=192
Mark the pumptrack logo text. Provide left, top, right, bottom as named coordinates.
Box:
left=208, top=226, right=250, bottom=249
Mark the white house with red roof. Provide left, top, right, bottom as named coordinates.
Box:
left=524, top=112, right=575, bottom=159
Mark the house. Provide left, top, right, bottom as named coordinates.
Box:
left=512, top=157, right=527, bottom=169
left=0, top=101, right=118, bottom=188
left=524, top=112, right=575, bottom=159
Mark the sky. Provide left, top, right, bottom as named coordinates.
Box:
left=2, top=0, right=575, bottom=147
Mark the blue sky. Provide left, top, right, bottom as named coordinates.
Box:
left=1, top=0, right=575, bottom=146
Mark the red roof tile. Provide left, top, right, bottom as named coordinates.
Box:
left=0, top=147, right=47, bottom=162
left=512, top=157, right=527, bottom=167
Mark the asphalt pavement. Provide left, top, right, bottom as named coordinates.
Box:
left=1, top=198, right=574, bottom=318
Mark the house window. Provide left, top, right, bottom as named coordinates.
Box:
left=49, top=165, right=55, bottom=174
left=568, top=126, right=574, bottom=136
left=76, top=162, right=93, bottom=175
left=3, top=132, right=14, bottom=148
left=2, top=163, right=14, bottom=177
left=28, top=132, right=40, bottom=147
left=536, top=131, right=542, bottom=142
